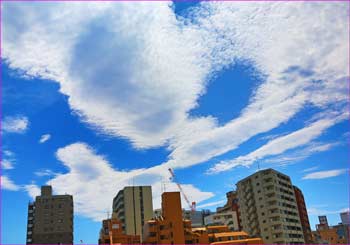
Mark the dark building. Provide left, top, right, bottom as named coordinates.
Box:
left=26, top=186, right=73, bottom=244
left=293, top=186, right=313, bottom=243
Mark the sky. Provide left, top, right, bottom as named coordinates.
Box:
left=1, top=1, right=349, bottom=244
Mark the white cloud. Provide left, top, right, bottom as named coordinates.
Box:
left=302, top=166, right=319, bottom=173
left=196, top=200, right=226, bottom=209
left=263, top=141, right=341, bottom=167
left=307, top=207, right=349, bottom=216
left=3, top=3, right=348, bottom=155
left=2, top=176, right=20, bottom=191
left=30, top=142, right=213, bottom=221
left=3, top=2, right=349, bottom=220
left=34, top=169, right=57, bottom=177
left=39, top=134, right=51, bottom=143
left=3, top=150, right=14, bottom=157
left=24, top=184, right=41, bottom=198
left=2, top=116, right=29, bottom=133
left=2, top=159, right=14, bottom=170
left=303, top=169, right=347, bottom=180
left=207, top=114, right=346, bottom=174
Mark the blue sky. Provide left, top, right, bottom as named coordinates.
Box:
left=1, top=1, right=349, bottom=244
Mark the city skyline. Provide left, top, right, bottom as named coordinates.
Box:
left=2, top=1, right=349, bottom=244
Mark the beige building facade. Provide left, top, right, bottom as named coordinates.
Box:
left=237, top=168, right=305, bottom=244
left=112, top=186, right=153, bottom=237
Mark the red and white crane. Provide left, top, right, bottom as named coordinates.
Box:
left=168, top=168, right=196, bottom=213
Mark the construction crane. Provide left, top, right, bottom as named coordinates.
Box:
left=168, top=168, right=196, bottom=213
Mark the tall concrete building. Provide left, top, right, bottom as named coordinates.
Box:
left=26, top=186, right=73, bottom=244
left=112, top=186, right=153, bottom=236
left=237, top=168, right=304, bottom=244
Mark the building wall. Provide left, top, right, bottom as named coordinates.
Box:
left=27, top=186, right=73, bottom=244
left=204, top=211, right=239, bottom=231
left=98, top=214, right=140, bottom=244
left=162, top=192, right=186, bottom=244
left=237, top=169, right=305, bottom=244
left=143, top=192, right=188, bottom=244
left=217, top=191, right=241, bottom=230
left=155, top=208, right=208, bottom=227
left=316, top=224, right=350, bottom=244
left=113, top=186, right=153, bottom=237
left=293, top=186, right=313, bottom=243
left=341, top=211, right=350, bottom=225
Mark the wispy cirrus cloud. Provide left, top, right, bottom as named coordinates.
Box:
left=263, top=141, right=341, bottom=167
left=302, top=169, right=347, bottom=180
left=207, top=113, right=347, bottom=174
left=2, top=150, right=16, bottom=170
left=307, top=207, right=349, bottom=216
left=302, top=166, right=319, bottom=173
left=2, top=116, right=29, bottom=133
left=196, top=200, right=226, bottom=209
left=39, top=134, right=51, bottom=144
left=2, top=159, right=14, bottom=170
left=1, top=176, right=20, bottom=191
left=34, top=169, right=57, bottom=177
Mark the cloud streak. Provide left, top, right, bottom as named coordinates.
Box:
left=39, top=134, right=51, bottom=143
left=2, top=176, right=20, bottom=191
left=303, top=169, right=347, bottom=180
left=2, top=116, right=29, bottom=134
left=207, top=113, right=346, bottom=174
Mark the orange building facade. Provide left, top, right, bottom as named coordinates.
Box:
left=98, top=213, right=140, bottom=244
left=143, top=192, right=193, bottom=244
left=314, top=223, right=350, bottom=244
left=191, top=225, right=263, bottom=244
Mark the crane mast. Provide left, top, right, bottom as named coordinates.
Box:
left=168, top=168, right=196, bottom=212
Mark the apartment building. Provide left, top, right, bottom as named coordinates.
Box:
left=237, top=168, right=304, bottom=244
left=112, top=186, right=153, bottom=236
left=26, top=186, right=73, bottom=244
